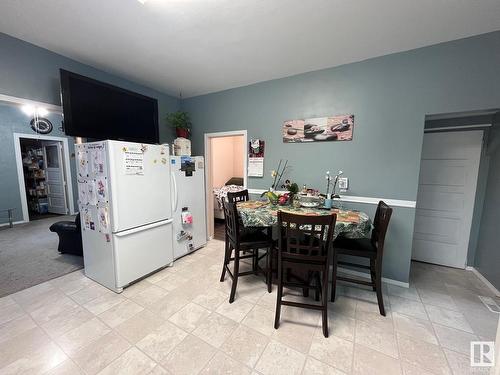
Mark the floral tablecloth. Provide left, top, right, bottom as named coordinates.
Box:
left=237, top=201, right=372, bottom=239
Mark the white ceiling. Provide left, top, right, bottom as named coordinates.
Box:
left=1, top=0, right=500, bottom=98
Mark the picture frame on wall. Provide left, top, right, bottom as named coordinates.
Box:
left=282, top=114, right=354, bottom=143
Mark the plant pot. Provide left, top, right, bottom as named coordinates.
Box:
left=176, top=128, right=190, bottom=139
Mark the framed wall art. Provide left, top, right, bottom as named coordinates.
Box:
left=282, top=114, right=354, bottom=143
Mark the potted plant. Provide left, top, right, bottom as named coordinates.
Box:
left=166, top=111, right=191, bottom=139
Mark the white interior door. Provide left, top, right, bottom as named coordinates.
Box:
left=42, top=141, right=68, bottom=214
left=412, top=130, right=483, bottom=268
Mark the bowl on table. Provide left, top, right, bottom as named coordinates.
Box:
left=298, top=194, right=323, bottom=208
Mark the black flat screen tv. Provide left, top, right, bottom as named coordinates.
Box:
left=60, top=69, right=159, bottom=143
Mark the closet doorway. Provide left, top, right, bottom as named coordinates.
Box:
left=14, top=133, right=75, bottom=222
left=204, top=130, right=247, bottom=240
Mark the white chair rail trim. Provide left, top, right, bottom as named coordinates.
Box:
left=246, top=189, right=416, bottom=208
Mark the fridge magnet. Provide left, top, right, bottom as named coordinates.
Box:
left=83, top=208, right=91, bottom=230
left=161, top=158, right=167, bottom=165
left=98, top=206, right=110, bottom=234
left=123, top=146, right=144, bottom=175
left=282, top=114, right=354, bottom=143
left=78, top=180, right=88, bottom=205
left=87, top=180, right=97, bottom=205
left=96, top=177, right=107, bottom=202
left=90, top=144, right=105, bottom=175
left=180, top=156, right=195, bottom=177
left=77, top=149, right=88, bottom=177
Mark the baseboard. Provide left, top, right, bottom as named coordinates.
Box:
left=466, top=266, right=500, bottom=297
left=0, top=220, right=25, bottom=228
left=337, top=266, right=410, bottom=288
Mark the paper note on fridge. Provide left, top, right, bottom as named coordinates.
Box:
left=123, top=147, right=144, bottom=175
left=96, top=177, right=108, bottom=202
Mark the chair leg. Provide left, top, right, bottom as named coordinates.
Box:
left=375, top=259, right=385, bottom=316
left=274, top=264, right=283, bottom=329
left=321, top=270, right=329, bottom=338
left=314, top=272, right=321, bottom=302
left=253, top=248, right=258, bottom=275
left=229, top=249, right=240, bottom=303
left=219, top=238, right=231, bottom=282
left=370, top=259, right=376, bottom=291
left=330, top=253, right=338, bottom=302
left=266, top=247, right=272, bottom=293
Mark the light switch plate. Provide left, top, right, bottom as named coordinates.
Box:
left=338, top=177, right=349, bottom=190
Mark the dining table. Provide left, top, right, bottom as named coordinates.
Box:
left=236, top=200, right=372, bottom=239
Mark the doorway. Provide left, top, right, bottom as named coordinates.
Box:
left=204, top=130, right=247, bottom=239
left=412, top=130, right=483, bottom=268
left=14, top=133, right=75, bottom=222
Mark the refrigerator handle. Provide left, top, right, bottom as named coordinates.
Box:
left=115, top=218, right=173, bottom=237
left=171, top=172, right=178, bottom=212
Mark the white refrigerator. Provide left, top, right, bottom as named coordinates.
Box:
left=170, top=156, right=208, bottom=260
left=76, top=140, right=173, bottom=293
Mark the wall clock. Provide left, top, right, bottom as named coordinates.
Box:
left=30, top=117, right=53, bottom=134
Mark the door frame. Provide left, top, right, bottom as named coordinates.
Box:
left=412, top=129, right=483, bottom=268
left=204, top=130, right=248, bottom=239
left=13, top=133, right=75, bottom=222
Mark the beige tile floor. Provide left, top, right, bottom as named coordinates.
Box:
left=0, top=239, right=498, bottom=374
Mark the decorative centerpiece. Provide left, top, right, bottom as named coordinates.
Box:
left=324, top=170, right=343, bottom=208
left=261, top=159, right=288, bottom=205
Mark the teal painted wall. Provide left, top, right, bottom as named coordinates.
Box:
left=0, top=33, right=179, bottom=224
left=0, top=102, right=79, bottom=223
left=183, top=31, right=500, bottom=283
left=0, top=33, right=180, bottom=142
left=474, top=117, right=500, bottom=290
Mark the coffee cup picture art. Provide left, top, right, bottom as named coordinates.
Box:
left=282, top=114, right=354, bottom=143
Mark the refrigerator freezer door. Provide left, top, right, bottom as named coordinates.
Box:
left=171, top=156, right=208, bottom=259
left=81, top=218, right=116, bottom=291
left=107, top=141, right=172, bottom=233
left=113, top=219, right=174, bottom=288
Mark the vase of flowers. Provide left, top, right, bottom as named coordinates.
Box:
left=325, top=170, right=343, bottom=208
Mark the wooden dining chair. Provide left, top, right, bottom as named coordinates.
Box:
left=219, top=200, right=273, bottom=303
left=330, top=201, right=393, bottom=316
left=274, top=211, right=336, bottom=338
left=227, top=188, right=272, bottom=256
left=227, top=189, right=249, bottom=203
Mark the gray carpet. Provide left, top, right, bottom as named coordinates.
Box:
left=0, top=215, right=84, bottom=297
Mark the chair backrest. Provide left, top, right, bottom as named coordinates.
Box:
left=371, top=201, right=393, bottom=253
left=277, top=211, right=336, bottom=262
left=227, top=189, right=249, bottom=203
left=222, top=200, right=240, bottom=248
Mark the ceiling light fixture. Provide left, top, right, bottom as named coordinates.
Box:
left=20, top=105, right=49, bottom=117
left=21, top=104, right=35, bottom=116
left=137, top=0, right=147, bottom=4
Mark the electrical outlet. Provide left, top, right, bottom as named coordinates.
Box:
left=338, top=177, right=349, bottom=190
